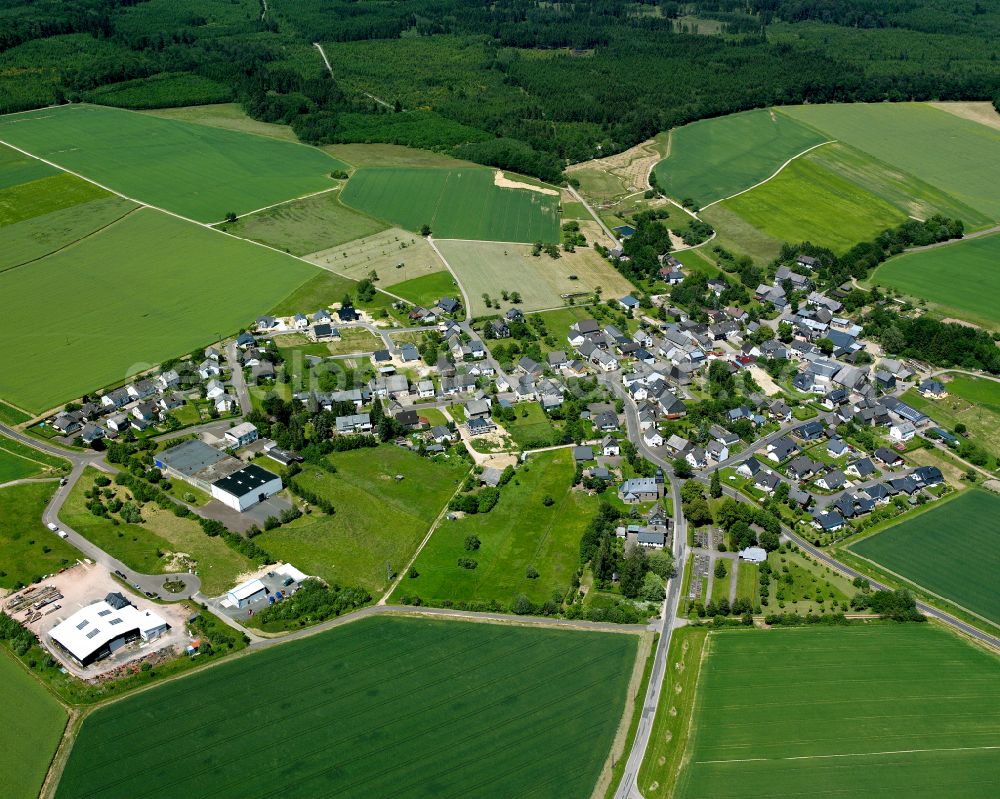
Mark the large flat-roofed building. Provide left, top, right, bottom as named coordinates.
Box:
left=211, top=464, right=283, bottom=511
left=49, top=597, right=168, bottom=667
left=155, top=438, right=243, bottom=491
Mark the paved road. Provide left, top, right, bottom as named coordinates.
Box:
left=225, top=341, right=251, bottom=414
left=718, top=484, right=1000, bottom=650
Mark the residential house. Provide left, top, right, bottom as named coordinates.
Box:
left=643, top=428, right=664, bottom=447
left=573, top=446, right=594, bottom=463
left=846, top=458, right=875, bottom=479
left=815, top=469, right=846, bottom=491
left=736, top=457, right=763, bottom=479
left=812, top=510, right=845, bottom=532
left=889, top=421, right=916, bottom=442
left=826, top=437, right=849, bottom=458
left=874, top=447, right=904, bottom=467
left=766, top=436, right=799, bottom=463
left=618, top=474, right=664, bottom=504
left=417, top=380, right=436, bottom=399
left=336, top=413, right=372, bottom=434
left=918, top=379, right=947, bottom=398
left=602, top=436, right=621, bottom=457
left=467, top=417, right=496, bottom=436
left=786, top=455, right=822, bottom=482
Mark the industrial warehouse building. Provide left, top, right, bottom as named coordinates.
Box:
left=156, top=439, right=282, bottom=512
left=226, top=578, right=268, bottom=608
left=48, top=593, right=168, bottom=667
left=211, top=464, right=283, bottom=511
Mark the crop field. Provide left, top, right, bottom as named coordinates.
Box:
left=0, top=171, right=110, bottom=225
left=341, top=167, right=560, bottom=243
left=268, top=270, right=358, bottom=317
left=392, top=450, right=597, bottom=607
left=0, top=140, right=56, bottom=187
left=261, top=447, right=469, bottom=594
left=0, top=649, right=67, bottom=799
left=721, top=155, right=906, bottom=252
left=902, top=374, right=1000, bottom=461
left=0, top=482, right=80, bottom=589
left=673, top=625, right=1000, bottom=799
left=873, top=233, right=1000, bottom=328
left=653, top=109, right=827, bottom=206
left=699, top=202, right=784, bottom=262
left=436, top=239, right=633, bottom=317
left=223, top=190, right=387, bottom=256
left=850, top=489, right=1000, bottom=624
left=0, top=104, right=345, bottom=222
left=304, top=226, right=445, bottom=286
left=779, top=103, right=1000, bottom=220
left=61, top=468, right=253, bottom=595
left=0, top=208, right=317, bottom=412
left=0, top=195, right=137, bottom=272
left=57, top=615, right=636, bottom=799
left=389, top=270, right=460, bottom=310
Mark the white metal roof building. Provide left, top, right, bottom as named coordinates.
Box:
left=49, top=600, right=168, bottom=667
left=227, top=578, right=267, bottom=608
left=739, top=546, right=768, bottom=564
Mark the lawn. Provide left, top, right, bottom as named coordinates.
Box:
left=392, top=449, right=597, bottom=607
left=902, top=374, right=1000, bottom=461
left=653, top=108, right=827, bottom=206
left=779, top=102, right=1000, bottom=220
left=502, top=403, right=561, bottom=449
left=734, top=561, right=758, bottom=603
left=260, top=447, right=468, bottom=594
left=56, top=615, right=637, bottom=799
left=60, top=468, right=254, bottom=595
left=222, top=191, right=387, bottom=256
left=721, top=155, right=906, bottom=253
left=436, top=239, right=634, bottom=317
left=672, top=625, right=1000, bottom=799
left=389, top=270, right=461, bottom=310
left=0, top=207, right=317, bottom=412
left=763, top=547, right=853, bottom=614
left=341, top=167, right=560, bottom=243
left=850, top=489, right=1000, bottom=625
left=873, top=233, right=1000, bottom=328
left=0, top=171, right=109, bottom=225
left=0, top=432, right=69, bottom=481
left=0, top=649, right=67, bottom=799
left=709, top=564, right=732, bottom=604
left=0, top=482, right=80, bottom=589
left=0, top=195, right=137, bottom=272
left=0, top=104, right=345, bottom=222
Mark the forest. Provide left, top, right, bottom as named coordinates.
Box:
left=1, top=0, right=998, bottom=181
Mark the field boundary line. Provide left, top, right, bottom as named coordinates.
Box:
left=700, top=139, right=836, bottom=210
left=378, top=465, right=474, bottom=605
left=209, top=185, right=340, bottom=225
left=0, top=203, right=141, bottom=275
left=696, top=744, right=1000, bottom=765
left=668, top=631, right=710, bottom=799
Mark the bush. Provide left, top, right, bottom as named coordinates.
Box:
left=457, top=558, right=478, bottom=570
left=464, top=535, right=481, bottom=551
left=525, top=565, right=539, bottom=579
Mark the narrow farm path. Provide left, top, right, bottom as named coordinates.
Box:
left=566, top=183, right=620, bottom=243
left=313, top=42, right=398, bottom=111
left=700, top=139, right=836, bottom=210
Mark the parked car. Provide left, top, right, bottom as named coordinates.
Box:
left=47, top=522, right=58, bottom=531
left=57, top=531, right=68, bottom=539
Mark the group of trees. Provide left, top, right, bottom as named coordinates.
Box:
left=253, top=579, right=371, bottom=631
left=862, top=308, right=1000, bottom=373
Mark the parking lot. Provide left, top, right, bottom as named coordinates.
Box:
left=213, top=566, right=306, bottom=625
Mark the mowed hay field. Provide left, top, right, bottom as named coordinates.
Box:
left=0, top=650, right=67, bottom=799
left=873, top=233, right=1000, bottom=328
left=720, top=153, right=907, bottom=252
left=436, top=239, right=634, bottom=316
left=0, top=482, right=80, bottom=589
left=393, top=450, right=597, bottom=607
left=222, top=190, right=387, bottom=256
left=779, top=103, right=1000, bottom=221
left=653, top=108, right=827, bottom=206
left=0, top=104, right=344, bottom=222
left=260, top=447, right=469, bottom=594
left=673, top=626, right=1000, bottom=799
left=56, top=616, right=637, bottom=799
left=0, top=208, right=317, bottom=412
left=303, top=226, right=445, bottom=286
left=341, top=167, right=560, bottom=243
left=850, top=490, right=1000, bottom=625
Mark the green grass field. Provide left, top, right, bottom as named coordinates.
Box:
left=721, top=155, right=906, bottom=252
left=673, top=625, right=1000, bottom=799
left=261, top=447, right=469, bottom=594
left=0, top=401, right=31, bottom=425
left=436, top=239, right=633, bottom=317
left=851, top=489, right=1000, bottom=624
left=0, top=171, right=110, bottom=225
left=389, top=270, right=461, bottom=309
left=56, top=615, right=637, bottom=799
left=268, top=270, right=358, bottom=317
left=873, top=233, right=1000, bottom=328
left=902, top=374, right=1000, bottom=461
left=341, top=167, right=560, bottom=243
left=0, top=650, right=67, bottom=799
left=0, top=208, right=317, bottom=412
left=0, top=432, right=68, bottom=481
left=60, top=468, right=253, bottom=595
left=392, top=449, right=597, bottom=607
left=0, top=141, right=56, bottom=188
left=0, top=104, right=346, bottom=222
left=734, top=561, right=758, bottom=603
left=0, top=195, right=138, bottom=272
left=0, top=482, right=80, bottom=589
left=502, top=403, right=561, bottom=449
left=223, top=190, right=387, bottom=256
left=779, top=102, right=1000, bottom=220
left=653, top=109, right=827, bottom=206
